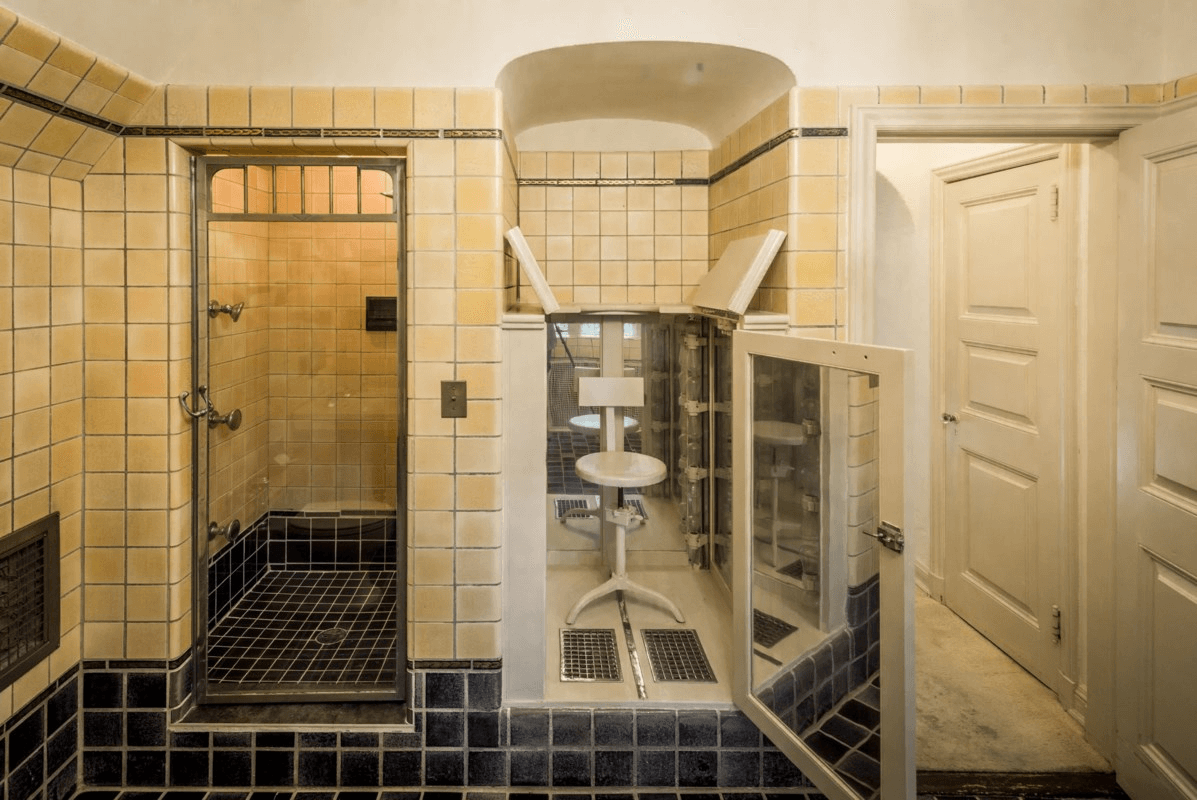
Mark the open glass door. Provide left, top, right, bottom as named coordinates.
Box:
left=732, top=332, right=914, bottom=800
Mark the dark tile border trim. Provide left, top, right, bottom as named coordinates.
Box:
left=0, top=81, right=503, bottom=142
left=408, top=659, right=502, bottom=671
left=708, top=127, right=847, bottom=185
left=515, top=126, right=849, bottom=190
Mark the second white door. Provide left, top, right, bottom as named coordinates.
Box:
left=940, top=148, right=1068, bottom=692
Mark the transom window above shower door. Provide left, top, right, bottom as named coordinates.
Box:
left=210, top=163, right=396, bottom=215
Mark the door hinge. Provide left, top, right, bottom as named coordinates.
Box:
left=1050, top=184, right=1059, bottom=221
left=865, top=521, right=904, bottom=553
left=1051, top=604, right=1062, bottom=643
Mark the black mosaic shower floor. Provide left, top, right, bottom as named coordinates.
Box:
left=207, top=569, right=397, bottom=688
left=803, top=674, right=882, bottom=799
left=547, top=429, right=642, bottom=495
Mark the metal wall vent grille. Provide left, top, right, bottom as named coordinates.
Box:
left=0, top=512, right=59, bottom=691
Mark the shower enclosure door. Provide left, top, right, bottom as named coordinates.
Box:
left=732, top=332, right=914, bottom=800
left=192, top=158, right=407, bottom=704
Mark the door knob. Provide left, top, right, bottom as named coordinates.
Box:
left=941, top=412, right=958, bottom=423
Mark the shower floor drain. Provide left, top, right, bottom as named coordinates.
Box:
left=753, top=608, right=798, bottom=648
left=314, top=627, right=349, bottom=645
left=560, top=628, right=622, bottom=681
left=641, top=629, right=716, bottom=683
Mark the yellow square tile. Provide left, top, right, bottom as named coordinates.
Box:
left=7, top=19, right=58, bottom=61
left=250, top=86, right=292, bottom=127
left=165, top=85, right=207, bottom=126
left=47, top=38, right=96, bottom=79
left=411, top=139, right=454, bottom=177
left=208, top=86, right=249, bottom=126
left=456, top=622, right=499, bottom=658
left=920, top=86, right=961, bottom=104
left=798, top=88, right=838, bottom=127
left=542, top=152, right=570, bottom=179
left=1002, top=85, right=1044, bottom=104
left=124, top=137, right=167, bottom=174
left=293, top=87, right=333, bottom=127
left=454, top=88, right=498, bottom=128
left=1128, top=83, right=1163, bottom=105
left=1177, top=74, right=1197, bottom=99
left=375, top=87, right=414, bottom=128
left=412, top=622, right=454, bottom=659
left=1086, top=84, right=1127, bottom=104
left=0, top=104, right=51, bottom=148
left=1044, top=85, right=1086, bottom=105
left=413, top=88, right=454, bottom=128
left=333, top=87, right=375, bottom=127
left=879, top=86, right=919, bottom=105
left=962, top=85, right=1002, bottom=105
left=456, top=139, right=501, bottom=177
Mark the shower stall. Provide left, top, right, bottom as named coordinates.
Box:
left=188, top=158, right=407, bottom=703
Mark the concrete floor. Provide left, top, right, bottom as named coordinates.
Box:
left=915, top=591, right=1110, bottom=772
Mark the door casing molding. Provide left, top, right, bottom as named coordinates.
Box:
left=846, top=104, right=1150, bottom=760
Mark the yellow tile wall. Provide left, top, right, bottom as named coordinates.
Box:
left=0, top=164, right=84, bottom=721
left=516, top=150, right=709, bottom=306
left=407, top=129, right=506, bottom=660
left=207, top=219, right=270, bottom=528
left=261, top=220, right=400, bottom=511
left=80, top=136, right=192, bottom=662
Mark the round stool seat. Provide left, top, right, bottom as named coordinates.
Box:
left=569, top=413, right=640, bottom=437
left=754, top=420, right=806, bottom=447
left=575, top=451, right=666, bottom=488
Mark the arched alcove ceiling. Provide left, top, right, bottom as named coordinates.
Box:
left=497, top=42, right=796, bottom=148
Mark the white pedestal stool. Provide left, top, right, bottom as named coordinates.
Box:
left=564, top=377, right=685, bottom=624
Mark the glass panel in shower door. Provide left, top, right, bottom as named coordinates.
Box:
left=731, top=332, right=914, bottom=800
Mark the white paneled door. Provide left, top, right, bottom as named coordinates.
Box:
left=1116, top=105, right=1197, bottom=800
left=941, top=150, right=1067, bottom=692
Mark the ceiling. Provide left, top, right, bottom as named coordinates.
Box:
left=497, top=41, right=796, bottom=146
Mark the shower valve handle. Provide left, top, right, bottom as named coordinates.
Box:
left=179, top=386, right=212, bottom=419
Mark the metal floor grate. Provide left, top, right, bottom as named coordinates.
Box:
left=555, top=496, right=596, bottom=518
left=641, top=629, right=716, bottom=683
left=778, top=560, right=805, bottom=579
left=560, top=628, right=622, bottom=682
left=554, top=496, right=648, bottom=520
left=753, top=608, right=798, bottom=648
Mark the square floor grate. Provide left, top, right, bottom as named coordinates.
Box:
left=560, top=628, right=622, bottom=682
left=753, top=608, right=798, bottom=648
left=554, top=496, right=596, bottom=518
left=641, top=629, right=716, bottom=683
left=554, top=496, right=649, bottom=520
left=778, top=560, right=805, bottom=579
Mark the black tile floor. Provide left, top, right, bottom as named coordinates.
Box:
left=802, top=677, right=881, bottom=799
left=207, top=570, right=398, bottom=689
left=69, top=786, right=1132, bottom=800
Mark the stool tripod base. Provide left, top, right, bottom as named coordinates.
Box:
left=565, top=572, right=685, bottom=624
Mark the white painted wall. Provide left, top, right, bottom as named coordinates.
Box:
left=1162, top=0, right=1197, bottom=80
left=873, top=142, right=1018, bottom=576
left=7, top=0, right=1178, bottom=87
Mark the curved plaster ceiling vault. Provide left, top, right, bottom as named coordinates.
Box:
left=497, top=41, right=796, bottom=150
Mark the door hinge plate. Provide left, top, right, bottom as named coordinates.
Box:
left=1050, top=184, right=1059, bottom=221
left=1052, top=604, right=1062, bottom=643
left=866, top=521, right=904, bottom=553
